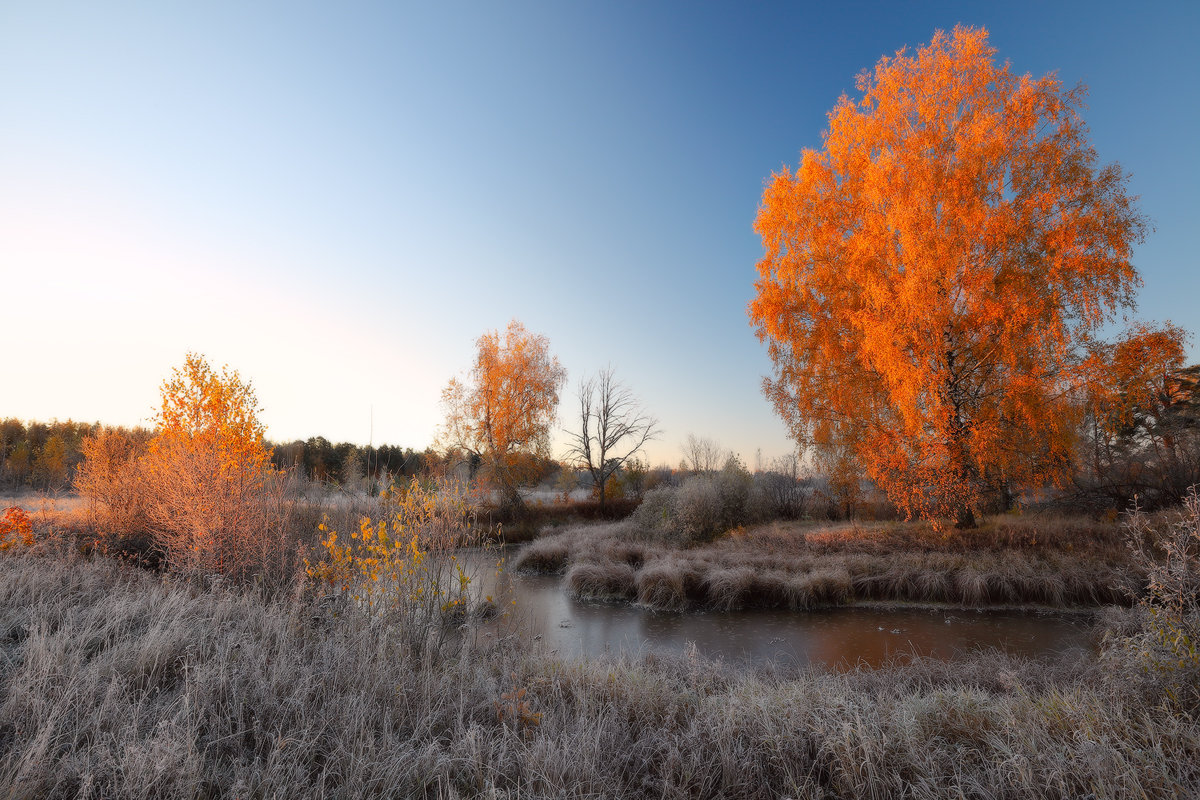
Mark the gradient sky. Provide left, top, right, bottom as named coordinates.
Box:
left=3, top=1, right=1198, bottom=467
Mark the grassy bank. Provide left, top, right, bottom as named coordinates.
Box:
left=515, top=516, right=1135, bottom=610
left=1, top=552, right=1197, bottom=798
left=480, top=497, right=641, bottom=544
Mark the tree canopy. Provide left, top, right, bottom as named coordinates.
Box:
left=748, top=25, right=1177, bottom=526
left=439, top=320, right=566, bottom=509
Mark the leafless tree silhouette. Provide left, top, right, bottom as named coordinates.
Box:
left=564, top=367, right=659, bottom=511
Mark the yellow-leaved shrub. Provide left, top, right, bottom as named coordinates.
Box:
left=306, top=477, right=502, bottom=652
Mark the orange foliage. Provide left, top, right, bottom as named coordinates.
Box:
left=439, top=321, right=566, bottom=508
left=74, top=427, right=149, bottom=539
left=139, top=353, right=276, bottom=574
left=749, top=26, right=1152, bottom=527
left=1082, top=323, right=1193, bottom=501
left=1089, top=323, right=1189, bottom=431
left=0, top=507, right=34, bottom=551
left=151, top=353, right=270, bottom=476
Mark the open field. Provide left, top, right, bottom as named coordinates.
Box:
left=515, top=516, right=1137, bottom=610
left=1, top=487, right=633, bottom=554
left=0, top=492, right=86, bottom=515
left=1, top=551, right=1197, bottom=799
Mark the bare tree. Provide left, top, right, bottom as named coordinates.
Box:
left=563, top=367, right=659, bottom=512
left=755, top=452, right=808, bottom=519
left=680, top=434, right=729, bottom=475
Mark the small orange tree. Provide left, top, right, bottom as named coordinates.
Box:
left=438, top=321, right=566, bottom=510
left=749, top=26, right=1174, bottom=527
left=0, top=507, right=34, bottom=552
left=1083, top=325, right=1197, bottom=507
left=139, top=353, right=276, bottom=575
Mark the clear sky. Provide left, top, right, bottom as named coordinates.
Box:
left=3, top=1, right=1198, bottom=467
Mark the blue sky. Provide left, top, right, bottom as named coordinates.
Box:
left=3, top=1, right=1198, bottom=467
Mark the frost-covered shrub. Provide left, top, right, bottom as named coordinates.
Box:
left=1116, top=487, right=1200, bottom=710
left=671, top=476, right=727, bottom=544
left=630, top=485, right=677, bottom=539
left=632, top=457, right=753, bottom=545
left=750, top=454, right=809, bottom=520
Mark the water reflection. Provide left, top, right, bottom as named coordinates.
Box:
left=465, top=551, right=1095, bottom=670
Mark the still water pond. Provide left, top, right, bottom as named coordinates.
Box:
left=468, top=553, right=1096, bottom=670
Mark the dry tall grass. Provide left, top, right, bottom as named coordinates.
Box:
left=1118, top=489, right=1200, bottom=710
left=1, top=552, right=1197, bottom=798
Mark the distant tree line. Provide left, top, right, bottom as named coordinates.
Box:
left=270, top=438, right=438, bottom=488
left=6, top=351, right=1199, bottom=514
left=0, top=417, right=446, bottom=494
left=0, top=419, right=109, bottom=492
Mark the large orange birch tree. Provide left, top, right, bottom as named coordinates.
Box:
left=749, top=26, right=1165, bottom=527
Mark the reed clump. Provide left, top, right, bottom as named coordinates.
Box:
left=566, top=561, right=638, bottom=602
left=514, top=516, right=1132, bottom=611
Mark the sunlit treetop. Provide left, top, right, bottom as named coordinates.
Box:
left=749, top=25, right=1181, bottom=526
left=151, top=352, right=272, bottom=480
left=438, top=321, right=567, bottom=509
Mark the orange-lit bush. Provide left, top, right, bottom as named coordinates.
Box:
left=0, top=506, right=33, bottom=551
left=133, top=354, right=275, bottom=577
left=73, top=354, right=302, bottom=582
left=74, top=427, right=150, bottom=553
